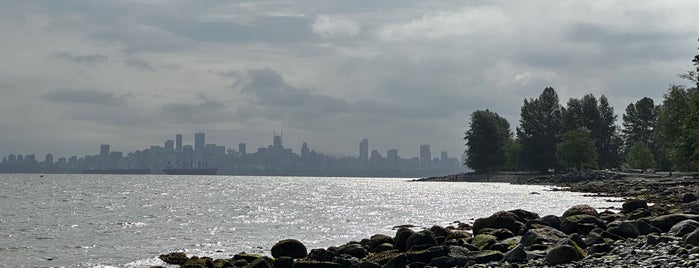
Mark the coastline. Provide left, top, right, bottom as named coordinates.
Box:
left=155, top=172, right=699, bottom=267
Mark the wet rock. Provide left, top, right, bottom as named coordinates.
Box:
left=627, top=208, right=652, bottom=220
left=469, top=234, right=498, bottom=250
left=606, top=221, right=640, bottom=238
left=648, top=214, right=699, bottom=232
left=685, top=229, right=699, bottom=246
left=588, top=243, right=612, bottom=254
left=429, top=225, right=450, bottom=238
left=232, top=259, right=249, bottom=268
left=562, top=204, right=599, bottom=218
left=477, top=228, right=515, bottom=240
left=520, top=226, right=567, bottom=247
left=405, top=230, right=437, bottom=251
left=669, top=219, right=699, bottom=237
left=359, top=261, right=380, bottom=268
left=622, top=199, right=648, bottom=213
left=473, top=211, right=524, bottom=235
left=545, top=245, right=581, bottom=265
left=584, top=232, right=605, bottom=247
left=427, top=256, right=468, bottom=268
left=159, top=252, right=188, bottom=265
left=293, top=260, right=341, bottom=268
left=465, top=250, right=503, bottom=264
left=684, top=201, right=699, bottom=214
left=333, top=256, right=359, bottom=268
left=367, top=251, right=401, bottom=265
left=683, top=193, right=698, bottom=203
left=308, top=248, right=335, bottom=262
left=381, top=253, right=407, bottom=268
left=405, top=246, right=444, bottom=263
left=233, top=253, right=264, bottom=263
left=373, top=243, right=394, bottom=253
left=560, top=214, right=606, bottom=235
left=393, top=227, right=415, bottom=252
left=272, top=239, right=308, bottom=259
left=249, top=258, right=274, bottom=268
left=508, top=209, right=540, bottom=222
left=646, top=234, right=661, bottom=246
left=337, top=243, right=368, bottom=259
left=503, top=245, right=527, bottom=263
left=444, top=230, right=471, bottom=241
left=274, top=257, right=294, bottom=268
left=369, top=234, right=394, bottom=252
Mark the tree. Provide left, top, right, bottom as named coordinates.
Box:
left=561, top=94, right=621, bottom=169
left=625, top=141, right=656, bottom=172
left=503, top=138, right=522, bottom=171
left=622, top=97, right=658, bottom=151
left=517, top=87, right=563, bottom=172
left=657, top=85, right=692, bottom=170
left=675, top=92, right=699, bottom=171
left=556, top=130, right=598, bottom=171
left=464, top=110, right=511, bottom=173
left=678, top=38, right=699, bottom=89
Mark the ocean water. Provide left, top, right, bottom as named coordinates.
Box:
left=0, top=174, right=622, bottom=267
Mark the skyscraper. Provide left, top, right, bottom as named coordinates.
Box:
left=100, top=144, right=110, bottom=157
left=175, top=134, right=182, bottom=151
left=420, top=144, right=431, bottom=167
left=165, top=140, right=174, bottom=152
left=238, top=143, right=246, bottom=155
left=359, top=139, right=368, bottom=164
left=273, top=134, right=282, bottom=151
left=194, top=132, right=205, bottom=153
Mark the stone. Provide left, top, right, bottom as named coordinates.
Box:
left=606, top=221, right=640, bottom=238
left=465, top=250, right=503, bottom=264
left=508, top=209, right=540, bottom=222
left=560, top=214, right=606, bottom=235
left=272, top=239, right=308, bottom=259
left=394, top=227, right=415, bottom=252
left=685, top=229, right=699, bottom=246
left=562, top=204, right=599, bottom=218
left=588, top=243, right=612, bottom=254
left=540, top=215, right=562, bottom=229
left=308, top=249, right=335, bottom=262
left=293, top=261, right=341, bottom=268
left=381, top=254, right=407, bottom=268
left=359, top=261, right=380, bottom=268
left=622, top=199, right=648, bottom=213
left=646, top=234, right=661, bottom=246
left=444, top=230, right=471, bottom=241
left=159, top=252, right=188, bottom=265
left=183, top=256, right=214, bottom=268
left=520, top=226, right=567, bottom=247
left=232, top=259, right=249, bottom=267
left=477, top=228, right=515, bottom=240
left=473, top=211, right=524, bottom=235
left=405, top=230, right=437, bottom=251
left=669, top=219, right=699, bottom=237
left=684, top=201, right=699, bottom=214
left=648, top=214, right=699, bottom=232
left=405, top=246, right=444, bottom=263
left=373, top=243, right=394, bottom=253
left=333, top=256, right=359, bottom=268
left=502, top=245, right=527, bottom=263
left=426, top=256, right=468, bottom=268
left=683, top=193, right=698, bottom=203
left=369, top=234, right=394, bottom=252
left=627, top=208, right=652, bottom=220
left=584, top=232, right=605, bottom=247
left=233, top=253, right=264, bottom=263
left=337, top=244, right=368, bottom=259
left=544, top=245, right=581, bottom=265
left=469, top=234, right=497, bottom=250
left=274, top=257, right=294, bottom=268
left=600, top=230, right=624, bottom=241
left=367, top=251, right=402, bottom=265
left=249, top=258, right=274, bottom=268
left=429, top=225, right=451, bottom=238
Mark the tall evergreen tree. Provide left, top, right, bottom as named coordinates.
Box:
left=516, top=87, right=562, bottom=172
left=556, top=130, right=598, bottom=171
left=657, top=85, right=692, bottom=170
left=596, top=96, right=623, bottom=169
left=622, top=97, right=658, bottom=150
left=675, top=92, right=699, bottom=171
left=464, top=110, right=511, bottom=173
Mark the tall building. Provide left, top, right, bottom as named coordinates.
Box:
left=387, top=149, right=398, bottom=169
left=420, top=145, right=431, bottom=167
left=359, top=139, right=368, bottom=164
left=301, top=142, right=310, bottom=158
left=100, top=144, right=110, bottom=157
left=165, top=140, right=174, bottom=152
left=441, top=151, right=448, bottom=162
left=175, top=134, right=183, bottom=151
left=194, top=132, right=205, bottom=153
left=273, top=134, right=282, bottom=151
left=239, top=143, right=246, bottom=155
left=45, top=153, right=54, bottom=164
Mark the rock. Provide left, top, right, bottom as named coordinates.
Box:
left=232, top=259, right=249, bottom=267
left=588, top=243, right=612, bottom=254
left=274, top=257, right=294, bottom=268
left=359, top=261, right=381, bottom=268
left=234, top=253, right=264, bottom=263
left=405, top=246, right=444, bottom=263
left=183, top=256, right=214, bottom=268
left=540, top=215, right=562, bottom=229
left=646, top=234, right=661, bottom=246
left=382, top=254, right=407, bottom=268
left=337, top=243, right=368, bottom=259
left=465, top=250, right=503, bottom=264
left=333, top=256, right=359, bottom=268
left=373, top=243, right=394, bottom=253
left=469, top=234, right=498, bottom=250
left=622, top=199, right=648, bottom=213
left=369, top=234, right=394, bottom=251
left=600, top=230, right=623, bottom=241
left=584, top=232, right=605, bottom=247
left=429, top=225, right=451, bottom=238
left=367, top=251, right=402, bottom=265
left=545, top=245, right=582, bottom=265
left=684, top=201, right=699, bottom=214
left=669, top=219, right=699, bottom=237
left=394, top=227, right=415, bottom=252
left=308, top=248, right=335, bottom=262
left=508, top=209, right=540, bottom=222
left=444, top=230, right=471, bottom=241
left=562, top=204, right=599, bottom=218
left=272, top=239, right=308, bottom=259
left=633, top=220, right=662, bottom=235
left=473, top=211, right=524, bottom=235
left=249, top=258, right=274, bottom=268
left=627, top=208, right=652, bottom=220
left=606, top=221, right=640, bottom=238
left=477, top=228, right=515, bottom=240
left=502, top=245, right=527, bottom=263
left=159, top=252, right=188, bottom=265
left=683, top=193, right=698, bottom=203
left=648, top=214, right=699, bottom=232
left=405, top=230, right=437, bottom=251
left=446, top=245, right=470, bottom=258
left=407, top=263, right=425, bottom=268
left=427, top=256, right=468, bottom=268
left=560, top=214, right=606, bottom=235
left=685, top=229, right=699, bottom=246
left=520, top=226, right=567, bottom=247
left=293, top=261, right=341, bottom=268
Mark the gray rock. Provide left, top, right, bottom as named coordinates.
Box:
left=272, top=239, right=308, bottom=259
left=545, top=245, right=582, bottom=265
left=503, top=245, right=527, bottom=263
left=473, top=211, right=524, bottom=235
left=648, top=214, right=699, bottom=232
left=393, top=227, right=415, bottom=252
left=562, top=204, right=599, bottom=218
left=685, top=229, right=699, bottom=246
left=560, top=214, right=606, bottom=235
left=427, top=256, right=468, bottom=268
left=622, top=199, right=648, bottom=213
left=607, top=221, right=640, bottom=238
left=669, top=219, right=699, bottom=237
left=369, top=234, right=394, bottom=252
left=520, top=226, right=567, bottom=247
left=337, top=244, right=368, bottom=259
left=465, top=250, right=503, bottom=264
left=405, top=230, right=437, bottom=251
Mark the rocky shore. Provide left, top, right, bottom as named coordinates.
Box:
left=154, top=173, right=699, bottom=268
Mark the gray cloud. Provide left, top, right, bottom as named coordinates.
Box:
left=54, top=51, right=108, bottom=66
left=41, top=89, right=128, bottom=105
left=160, top=96, right=232, bottom=124
left=124, top=58, right=155, bottom=71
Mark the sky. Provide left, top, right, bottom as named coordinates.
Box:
left=0, top=1, right=697, bottom=160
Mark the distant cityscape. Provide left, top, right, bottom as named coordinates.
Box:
left=0, top=132, right=468, bottom=177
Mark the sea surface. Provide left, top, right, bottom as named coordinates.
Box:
left=0, top=174, right=622, bottom=267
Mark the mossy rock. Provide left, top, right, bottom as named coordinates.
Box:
left=469, top=234, right=497, bottom=250
left=159, top=252, right=189, bottom=265
left=234, top=253, right=264, bottom=263
left=381, top=253, right=407, bottom=268
left=465, top=250, right=503, bottom=264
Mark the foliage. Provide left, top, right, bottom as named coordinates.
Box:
left=516, top=87, right=563, bottom=172
left=622, top=97, right=658, bottom=149
left=674, top=92, right=699, bottom=171
left=561, top=94, right=621, bottom=169
left=464, top=110, right=511, bottom=173
left=502, top=138, right=522, bottom=171
left=625, top=141, right=656, bottom=171
left=556, top=130, right=598, bottom=171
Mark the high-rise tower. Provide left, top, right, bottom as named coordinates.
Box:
left=194, top=132, right=205, bottom=153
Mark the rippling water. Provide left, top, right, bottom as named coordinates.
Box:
left=0, top=174, right=621, bottom=267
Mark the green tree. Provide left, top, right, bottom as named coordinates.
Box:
left=657, top=85, right=693, bottom=170
left=517, top=87, right=563, bottom=172
left=556, top=130, right=598, bottom=171
left=625, top=141, right=656, bottom=171
left=675, top=92, right=699, bottom=171
left=465, top=110, right=511, bottom=173
left=561, top=94, right=621, bottom=169
left=503, top=138, right=522, bottom=171
left=622, top=97, right=658, bottom=152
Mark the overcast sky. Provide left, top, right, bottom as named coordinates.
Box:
left=1, top=1, right=697, bottom=160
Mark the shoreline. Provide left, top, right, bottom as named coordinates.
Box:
left=155, top=172, right=699, bottom=267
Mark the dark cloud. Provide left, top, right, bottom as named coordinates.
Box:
left=41, top=89, right=128, bottom=105
left=124, top=58, right=155, bottom=71
left=54, top=51, right=108, bottom=66
left=160, top=96, right=232, bottom=124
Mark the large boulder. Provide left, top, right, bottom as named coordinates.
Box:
left=502, top=245, right=527, bottom=263
left=544, top=245, right=582, bottom=265
left=520, top=226, right=567, bottom=247
left=468, top=234, right=497, bottom=250
left=368, top=234, right=394, bottom=252
left=562, top=204, right=599, bottom=218
left=394, top=227, right=416, bottom=252
left=648, top=214, right=699, bottom=232
left=606, top=221, right=640, bottom=239
left=159, top=252, right=188, bottom=265
left=405, top=246, right=445, bottom=263
left=274, top=257, right=295, bottom=268
left=272, top=239, right=308, bottom=259
left=508, top=209, right=540, bottom=222
left=307, top=249, right=335, bottom=262
left=249, top=258, right=275, bottom=268
left=293, top=260, right=341, bottom=268
left=622, top=199, right=648, bottom=213
left=336, top=243, right=368, bottom=259
left=405, top=230, right=438, bottom=251
left=465, top=250, right=503, bottom=264
left=429, top=225, right=451, bottom=238
left=560, top=214, right=606, bottom=235
left=669, top=219, right=699, bottom=237
left=685, top=229, right=699, bottom=246
left=473, top=211, right=524, bottom=235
